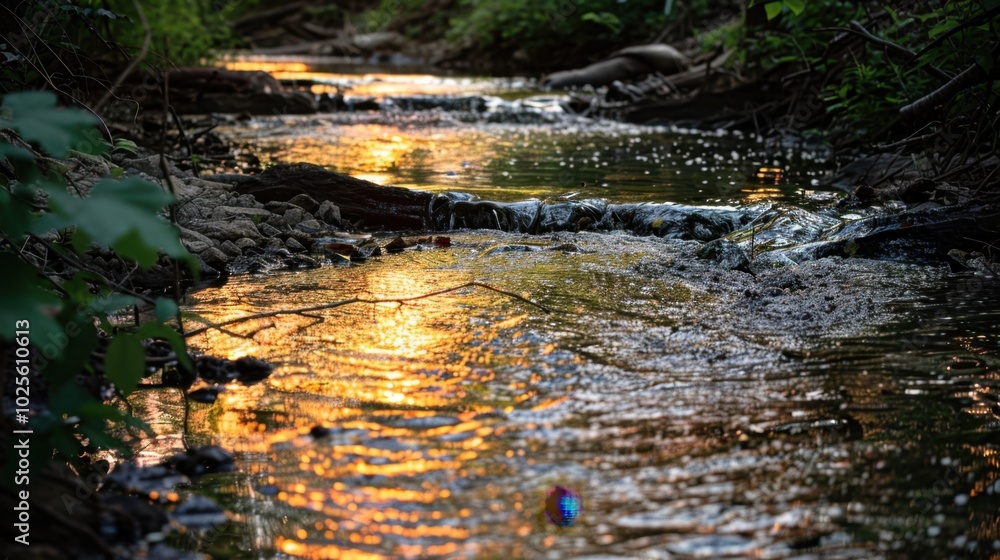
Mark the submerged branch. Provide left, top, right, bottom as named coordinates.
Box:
left=183, top=281, right=553, bottom=338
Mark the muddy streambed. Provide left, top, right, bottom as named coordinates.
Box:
left=148, top=69, right=1000, bottom=558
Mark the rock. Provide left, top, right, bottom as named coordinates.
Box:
left=265, top=214, right=288, bottom=229
left=198, top=247, right=230, bottom=268
left=295, top=218, right=324, bottom=232
left=125, top=155, right=185, bottom=179
left=184, top=177, right=237, bottom=192
left=182, top=238, right=212, bottom=254
left=258, top=222, right=282, bottom=238
left=233, top=356, right=274, bottom=383
left=310, top=425, right=333, bottom=439
left=219, top=240, right=242, bottom=257
left=385, top=237, right=409, bottom=253
left=193, top=256, right=221, bottom=279
left=173, top=495, right=227, bottom=530
left=262, top=238, right=284, bottom=249
left=192, top=219, right=263, bottom=241
left=105, top=463, right=188, bottom=496
left=696, top=238, right=751, bottom=273
left=285, top=237, right=306, bottom=252
left=284, top=207, right=306, bottom=227
left=164, top=445, right=235, bottom=478
left=264, top=201, right=299, bottom=214
left=179, top=227, right=215, bottom=247
left=948, top=249, right=1000, bottom=276
left=283, top=255, right=320, bottom=269
left=102, top=494, right=170, bottom=537
left=210, top=205, right=272, bottom=221
left=287, top=193, right=320, bottom=213
left=236, top=193, right=262, bottom=208
left=316, top=200, right=341, bottom=224
left=235, top=237, right=258, bottom=250
left=187, top=387, right=223, bottom=404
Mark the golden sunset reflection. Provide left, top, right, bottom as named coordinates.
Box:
left=741, top=186, right=784, bottom=203
left=219, top=56, right=496, bottom=99
left=180, top=251, right=536, bottom=557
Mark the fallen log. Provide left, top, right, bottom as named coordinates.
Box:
left=228, top=163, right=435, bottom=230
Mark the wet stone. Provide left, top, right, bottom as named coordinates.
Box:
left=295, top=218, right=324, bottom=232
left=193, top=219, right=263, bottom=240
left=264, top=200, right=299, bottom=214
left=285, top=237, right=307, bottom=252
left=316, top=200, right=341, bottom=224
left=165, top=445, right=235, bottom=478
left=234, top=237, right=258, bottom=250
left=258, top=222, right=282, bottom=238
left=696, top=238, right=751, bottom=272
left=210, top=206, right=271, bottom=221
left=182, top=239, right=212, bottom=254
left=284, top=207, right=306, bottom=226
left=198, top=247, right=229, bottom=268
left=219, top=240, right=242, bottom=257
left=187, top=387, right=223, bottom=404
left=288, top=193, right=320, bottom=213
left=173, top=495, right=227, bottom=530
left=106, top=463, right=189, bottom=497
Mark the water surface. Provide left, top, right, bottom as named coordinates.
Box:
left=157, top=65, right=1000, bottom=559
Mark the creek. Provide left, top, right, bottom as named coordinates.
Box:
left=148, top=67, right=1000, bottom=558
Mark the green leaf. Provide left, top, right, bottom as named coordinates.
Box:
left=783, top=0, right=805, bottom=16
left=0, top=253, right=63, bottom=346
left=113, top=138, right=138, bottom=155
left=136, top=321, right=192, bottom=372
left=105, top=333, right=145, bottom=395
left=155, top=297, right=179, bottom=322
left=0, top=187, right=39, bottom=242
left=929, top=19, right=959, bottom=37
left=40, top=177, right=191, bottom=269
left=0, top=142, right=41, bottom=183
left=764, top=1, right=783, bottom=19
left=580, top=11, right=623, bottom=33
left=92, top=293, right=137, bottom=314
left=0, top=92, right=99, bottom=157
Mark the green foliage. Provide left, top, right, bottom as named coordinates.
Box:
left=715, top=0, right=1000, bottom=145
left=444, top=0, right=667, bottom=60
left=0, top=91, right=194, bottom=465
left=94, top=0, right=256, bottom=65
left=750, top=0, right=806, bottom=19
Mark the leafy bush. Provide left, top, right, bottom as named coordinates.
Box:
left=443, top=0, right=668, bottom=62
left=0, top=91, right=193, bottom=464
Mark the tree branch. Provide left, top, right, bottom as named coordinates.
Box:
left=183, top=281, right=553, bottom=338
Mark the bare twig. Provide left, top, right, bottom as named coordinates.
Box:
left=156, top=45, right=187, bottom=335
left=900, top=62, right=990, bottom=117
left=184, top=281, right=553, bottom=338
left=93, top=0, right=151, bottom=115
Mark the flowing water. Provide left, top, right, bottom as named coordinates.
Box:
left=149, top=65, right=1000, bottom=559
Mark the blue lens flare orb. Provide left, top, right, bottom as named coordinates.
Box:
left=543, top=485, right=581, bottom=527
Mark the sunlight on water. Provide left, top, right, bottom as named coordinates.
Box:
left=166, top=231, right=1000, bottom=558
left=168, top=61, right=1000, bottom=559
left=211, top=59, right=835, bottom=206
